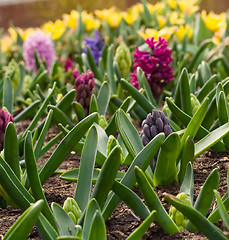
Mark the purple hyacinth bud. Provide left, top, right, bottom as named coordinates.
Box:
left=65, top=57, right=74, bottom=72
left=140, top=109, right=173, bottom=171
left=142, top=134, right=150, bottom=146
left=73, top=70, right=95, bottom=115
left=156, top=118, right=164, bottom=132
left=150, top=125, right=158, bottom=138
left=0, top=109, right=14, bottom=151
left=143, top=124, right=151, bottom=139
left=164, top=125, right=173, bottom=137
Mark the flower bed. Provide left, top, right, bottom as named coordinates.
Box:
left=0, top=0, right=229, bottom=239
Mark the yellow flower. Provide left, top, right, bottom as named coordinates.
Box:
left=42, top=20, right=66, bottom=40
left=201, top=10, right=226, bottom=33
left=175, top=24, right=193, bottom=41
left=138, top=26, right=175, bottom=41
left=169, top=12, right=184, bottom=25
left=157, top=15, right=167, bottom=28
left=18, top=28, right=36, bottom=41
left=81, top=11, right=100, bottom=31
left=62, top=10, right=79, bottom=29
left=1, top=27, right=17, bottom=52
left=95, top=7, right=122, bottom=28
left=178, top=0, right=199, bottom=15
left=154, top=1, right=166, bottom=14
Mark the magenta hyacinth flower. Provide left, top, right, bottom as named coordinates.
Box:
left=130, top=37, right=174, bottom=98
left=23, top=31, right=55, bottom=74
left=73, top=69, right=95, bottom=114
left=83, top=30, right=105, bottom=64
left=65, top=57, right=75, bottom=72
left=0, top=109, right=14, bottom=151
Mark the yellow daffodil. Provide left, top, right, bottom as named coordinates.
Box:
left=62, top=10, right=79, bottom=29
left=42, top=20, right=66, bottom=40
left=178, top=0, right=199, bottom=15
left=201, top=10, right=226, bottom=33
left=175, top=24, right=193, bottom=41
left=95, top=7, right=122, bottom=28
left=138, top=26, right=175, bottom=41
left=81, top=11, right=100, bottom=31
left=157, top=15, right=167, bottom=28
left=18, top=28, right=36, bottom=41
left=168, top=12, right=184, bottom=25
left=1, top=27, right=17, bottom=52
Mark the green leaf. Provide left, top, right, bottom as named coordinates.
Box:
left=186, top=168, right=220, bottom=232
left=107, top=44, right=116, bottom=94
left=194, top=122, right=229, bottom=157
left=164, top=193, right=227, bottom=240
left=4, top=122, right=20, bottom=180
left=180, top=163, right=194, bottom=204
left=74, top=126, right=98, bottom=212
left=153, top=133, right=180, bottom=186
left=51, top=202, right=77, bottom=236
left=89, top=94, right=98, bottom=114
left=135, top=167, right=179, bottom=234
left=25, top=131, right=57, bottom=230
left=102, top=133, right=164, bottom=220
left=88, top=210, right=107, bottom=240
left=72, top=102, right=85, bottom=122
left=39, top=112, right=98, bottom=185
left=112, top=180, right=150, bottom=219
left=180, top=68, right=192, bottom=116
left=82, top=199, right=100, bottom=240
left=178, top=136, right=194, bottom=183
left=214, top=190, right=229, bottom=230
left=4, top=200, right=44, bottom=240
left=126, top=210, right=156, bottom=240
left=97, top=81, right=111, bottom=116
left=60, top=168, right=125, bottom=183
left=3, top=77, right=13, bottom=114
left=91, top=146, right=121, bottom=210
left=116, top=109, right=143, bottom=158
left=120, top=78, right=155, bottom=113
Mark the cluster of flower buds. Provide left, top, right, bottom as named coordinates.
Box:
left=169, top=192, right=191, bottom=231
left=141, top=110, right=172, bottom=146
left=64, top=57, right=75, bottom=72
left=140, top=110, right=173, bottom=169
left=5, top=59, right=20, bottom=92
left=0, top=108, right=14, bottom=151
left=73, top=69, right=95, bottom=114
left=114, top=42, right=132, bottom=76
left=63, top=197, right=82, bottom=224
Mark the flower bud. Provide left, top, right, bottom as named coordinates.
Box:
left=0, top=109, right=14, bottom=151
left=114, top=42, right=131, bottom=76
left=190, top=94, right=201, bottom=114
left=4, top=59, right=20, bottom=92
left=63, top=197, right=82, bottom=224
left=169, top=192, right=191, bottom=231
left=22, top=75, right=33, bottom=94
left=140, top=109, right=173, bottom=170
left=73, top=70, right=95, bottom=115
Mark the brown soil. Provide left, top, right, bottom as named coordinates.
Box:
left=0, top=120, right=228, bottom=239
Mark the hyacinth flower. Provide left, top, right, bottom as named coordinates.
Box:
left=73, top=69, right=95, bottom=114
left=0, top=108, right=14, bottom=151
left=140, top=109, right=173, bottom=169
left=83, top=30, right=105, bottom=64
left=64, top=57, right=75, bottom=72
left=23, top=30, right=55, bottom=74
left=131, top=37, right=174, bottom=98
left=114, top=42, right=132, bottom=76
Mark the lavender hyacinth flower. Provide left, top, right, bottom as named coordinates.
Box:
left=83, top=30, right=105, bottom=64
left=73, top=69, right=95, bottom=114
left=140, top=110, right=172, bottom=170
left=23, top=30, right=55, bottom=74
left=131, top=37, right=174, bottom=98
left=0, top=109, right=14, bottom=151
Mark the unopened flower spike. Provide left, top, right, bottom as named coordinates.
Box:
left=131, top=37, right=174, bottom=98
left=23, top=30, right=55, bottom=74
left=83, top=30, right=105, bottom=64
left=140, top=109, right=173, bottom=169
left=73, top=69, right=95, bottom=115
left=63, top=197, right=82, bottom=224
left=0, top=108, right=14, bottom=152
left=114, top=42, right=132, bottom=76
left=169, top=192, right=191, bottom=231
